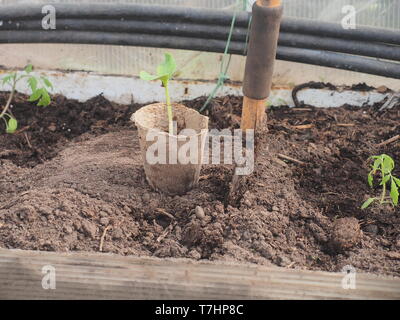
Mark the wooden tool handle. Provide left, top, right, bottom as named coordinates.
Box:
left=241, top=96, right=267, bottom=131
left=241, top=0, right=283, bottom=131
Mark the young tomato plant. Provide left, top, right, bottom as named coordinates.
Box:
left=362, top=154, right=400, bottom=209
left=140, top=53, right=177, bottom=135
left=1, top=64, right=53, bottom=133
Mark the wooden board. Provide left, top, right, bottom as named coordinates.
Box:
left=0, top=248, right=399, bottom=300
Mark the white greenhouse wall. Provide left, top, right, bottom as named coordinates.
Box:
left=0, top=70, right=391, bottom=108
left=0, top=1, right=399, bottom=90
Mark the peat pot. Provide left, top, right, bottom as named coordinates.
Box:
left=132, top=103, right=209, bottom=195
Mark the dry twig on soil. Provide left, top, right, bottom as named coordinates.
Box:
left=277, top=153, right=306, bottom=166
left=377, top=135, right=400, bottom=147
left=99, top=226, right=111, bottom=252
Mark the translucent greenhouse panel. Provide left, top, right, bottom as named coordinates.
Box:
left=0, top=0, right=399, bottom=83
left=283, top=0, right=400, bottom=30
left=0, top=0, right=246, bottom=80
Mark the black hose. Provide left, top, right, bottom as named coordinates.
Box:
left=3, top=19, right=400, bottom=62
left=1, top=3, right=400, bottom=46
left=279, top=33, right=400, bottom=62
left=277, top=46, right=400, bottom=79
left=0, top=19, right=248, bottom=42
left=281, top=18, right=400, bottom=46
left=0, top=3, right=250, bottom=27
left=1, top=30, right=400, bottom=79
left=0, top=30, right=245, bottom=55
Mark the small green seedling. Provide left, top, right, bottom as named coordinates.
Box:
left=1, top=64, right=53, bottom=133
left=140, top=53, right=177, bottom=135
left=361, top=154, right=400, bottom=209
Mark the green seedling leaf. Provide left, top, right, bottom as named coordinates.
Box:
left=28, top=88, right=42, bottom=102
left=372, top=158, right=381, bottom=171
left=368, top=172, right=374, bottom=187
left=1, top=64, right=53, bottom=134
left=28, top=76, right=38, bottom=92
left=364, top=154, right=399, bottom=208
left=382, top=154, right=394, bottom=174
left=37, top=88, right=51, bottom=106
left=139, top=71, right=161, bottom=82
left=139, top=53, right=177, bottom=135
left=41, top=77, right=53, bottom=89
left=2, top=74, right=13, bottom=85
left=380, top=174, right=391, bottom=186
left=6, top=117, right=18, bottom=134
left=24, top=64, right=33, bottom=73
left=29, top=88, right=51, bottom=106
left=157, top=53, right=176, bottom=79
left=139, top=53, right=177, bottom=85
left=390, top=180, right=399, bottom=206
left=361, top=198, right=376, bottom=209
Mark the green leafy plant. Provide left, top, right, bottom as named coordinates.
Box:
left=1, top=64, right=53, bottom=133
left=361, top=154, right=400, bottom=209
left=140, top=53, right=177, bottom=135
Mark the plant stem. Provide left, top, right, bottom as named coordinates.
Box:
left=164, top=81, right=174, bottom=135
left=380, top=179, right=387, bottom=203
left=0, top=74, right=17, bottom=120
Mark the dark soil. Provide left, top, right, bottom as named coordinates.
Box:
left=0, top=93, right=141, bottom=167
left=0, top=91, right=399, bottom=276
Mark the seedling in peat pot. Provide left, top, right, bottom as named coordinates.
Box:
left=362, top=154, right=400, bottom=209
left=0, top=64, right=53, bottom=133
left=140, top=53, right=177, bottom=135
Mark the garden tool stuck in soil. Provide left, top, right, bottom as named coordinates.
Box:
left=227, top=0, right=283, bottom=206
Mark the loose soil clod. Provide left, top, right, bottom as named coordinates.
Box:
left=0, top=92, right=399, bottom=276
left=330, top=217, right=362, bottom=252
